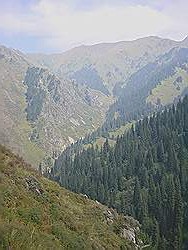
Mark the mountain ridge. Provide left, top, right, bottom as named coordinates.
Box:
left=27, top=35, right=186, bottom=56
left=0, top=35, right=188, bottom=168
left=27, top=35, right=188, bottom=93
left=0, top=45, right=113, bottom=167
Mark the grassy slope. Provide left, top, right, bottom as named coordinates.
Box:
left=109, top=122, right=135, bottom=138
left=0, top=145, right=140, bottom=250
left=0, top=47, right=45, bottom=167
left=84, top=122, right=134, bottom=150
left=146, top=68, right=188, bottom=105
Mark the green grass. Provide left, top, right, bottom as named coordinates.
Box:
left=109, top=122, right=135, bottom=138
left=14, top=119, right=45, bottom=167
left=84, top=137, right=116, bottom=150
left=146, top=68, right=188, bottom=106
left=0, top=145, right=138, bottom=249
left=83, top=122, right=135, bottom=150
left=0, top=58, right=45, bottom=168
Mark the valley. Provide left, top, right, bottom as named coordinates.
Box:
left=1, top=35, right=188, bottom=249
left=51, top=95, right=188, bottom=249
left=1, top=36, right=188, bottom=168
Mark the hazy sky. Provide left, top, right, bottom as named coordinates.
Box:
left=0, top=0, right=187, bottom=53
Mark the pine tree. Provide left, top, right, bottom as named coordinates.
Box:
left=50, top=95, right=188, bottom=248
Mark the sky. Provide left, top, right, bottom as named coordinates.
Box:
left=0, top=0, right=187, bottom=53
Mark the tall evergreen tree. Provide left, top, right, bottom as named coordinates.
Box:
left=50, top=95, right=188, bottom=248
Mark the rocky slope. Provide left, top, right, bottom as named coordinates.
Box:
left=0, top=145, right=143, bottom=249
left=24, top=67, right=112, bottom=156
left=0, top=46, right=112, bottom=167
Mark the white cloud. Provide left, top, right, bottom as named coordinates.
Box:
left=0, top=0, right=187, bottom=51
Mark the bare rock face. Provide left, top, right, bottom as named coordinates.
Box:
left=122, top=227, right=136, bottom=244
left=103, top=208, right=116, bottom=224
left=102, top=206, right=143, bottom=248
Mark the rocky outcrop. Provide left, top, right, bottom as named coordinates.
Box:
left=102, top=206, right=143, bottom=249
left=25, top=176, right=44, bottom=195
left=121, top=216, right=143, bottom=248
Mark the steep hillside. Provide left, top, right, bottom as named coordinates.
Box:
left=0, top=145, right=143, bottom=249
left=103, top=47, right=188, bottom=131
left=54, top=47, right=188, bottom=164
left=70, top=47, right=188, bottom=151
left=0, top=46, right=113, bottom=167
left=0, top=45, right=45, bottom=167
left=51, top=95, right=188, bottom=249
left=28, top=36, right=188, bottom=93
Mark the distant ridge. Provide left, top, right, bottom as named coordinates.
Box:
left=0, top=35, right=188, bottom=167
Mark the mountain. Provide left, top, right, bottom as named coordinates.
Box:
left=103, top=47, right=188, bottom=131
left=0, top=145, right=143, bottom=249
left=51, top=95, right=188, bottom=249
left=24, top=66, right=112, bottom=155
left=64, top=47, right=188, bottom=152
left=1, top=36, right=188, bottom=167
left=27, top=36, right=188, bottom=94
left=0, top=46, right=112, bottom=167
left=1, top=35, right=188, bottom=249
